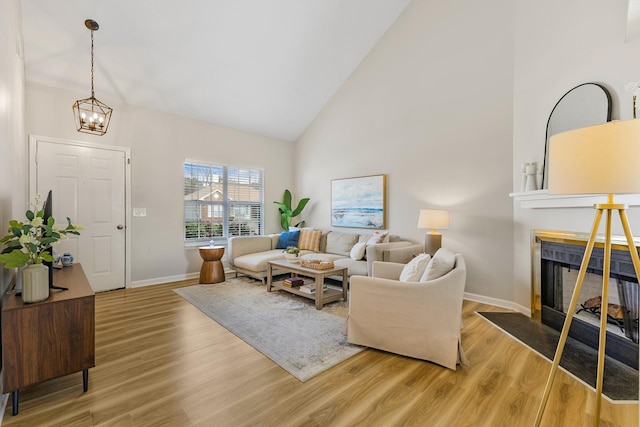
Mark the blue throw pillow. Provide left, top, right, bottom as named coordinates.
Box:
left=276, top=230, right=300, bottom=249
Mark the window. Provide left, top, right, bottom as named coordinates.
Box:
left=184, top=161, right=263, bottom=243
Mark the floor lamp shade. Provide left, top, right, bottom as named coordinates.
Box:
left=548, top=119, right=640, bottom=195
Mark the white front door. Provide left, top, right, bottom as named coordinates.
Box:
left=31, top=136, right=128, bottom=292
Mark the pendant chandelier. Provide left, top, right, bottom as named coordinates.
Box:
left=72, top=19, right=112, bottom=136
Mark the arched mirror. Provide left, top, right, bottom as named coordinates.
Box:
left=542, top=83, right=612, bottom=189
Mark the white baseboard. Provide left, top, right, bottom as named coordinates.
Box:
left=464, top=292, right=531, bottom=316
left=131, top=272, right=200, bottom=288
left=130, top=269, right=237, bottom=288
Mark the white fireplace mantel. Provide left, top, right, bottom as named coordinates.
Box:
left=510, top=190, right=640, bottom=209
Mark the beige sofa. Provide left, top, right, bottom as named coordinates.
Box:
left=228, top=230, right=422, bottom=282
left=345, top=254, right=468, bottom=370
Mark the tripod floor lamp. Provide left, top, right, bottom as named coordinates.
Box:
left=534, top=119, right=640, bottom=427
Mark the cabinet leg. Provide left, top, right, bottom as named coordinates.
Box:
left=11, top=390, right=18, bottom=415
left=83, top=369, right=89, bottom=392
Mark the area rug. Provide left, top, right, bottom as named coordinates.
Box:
left=478, top=312, right=638, bottom=401
left=174, top=278, right=364, bottom=382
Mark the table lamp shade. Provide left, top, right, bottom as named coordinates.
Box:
left=417, top=209, right=449, bottom=230
left=548, top=119, right=640, bottom=195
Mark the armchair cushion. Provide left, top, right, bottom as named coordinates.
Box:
left=421, top=248, right=455, bottom=282
left=399, top=253, right=431, bottom=282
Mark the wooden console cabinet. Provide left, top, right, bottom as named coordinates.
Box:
left=1, top=264, right=95, bottom=415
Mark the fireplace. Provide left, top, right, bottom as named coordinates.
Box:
left=531, top=230, right=639, bottom=369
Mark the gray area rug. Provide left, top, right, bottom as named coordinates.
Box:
left=174, top=277, right=364, bottom=382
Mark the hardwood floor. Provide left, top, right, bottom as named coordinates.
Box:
left=2, top=279, right=637, bottom=426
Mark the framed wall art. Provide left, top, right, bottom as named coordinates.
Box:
left=331, top=174, right=386, bottom=229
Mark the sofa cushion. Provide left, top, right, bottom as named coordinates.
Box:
left=421, top=248, right=456, bottom=281
left=334, top=257, right=368, bottom=277
left=298, top=229, right=322, bottom=252
left=350, top=242, right=367, bottom=260
left=276, top=230, right=300, bottom=249
left=399, top=253, right=431, bottom=282
left=325, top=231, right=360, bottom=256
left=233, top=249, right=288, bottom=272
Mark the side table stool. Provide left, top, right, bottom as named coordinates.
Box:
left=199, top=246, right=225, bottom=284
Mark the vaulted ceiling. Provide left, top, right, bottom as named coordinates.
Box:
left=20, top=0, right=411, bottom=141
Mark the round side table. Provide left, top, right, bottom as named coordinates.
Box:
left=198, top=246, right=225, bottom=284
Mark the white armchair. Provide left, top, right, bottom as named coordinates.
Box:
left=345, top=254, right=468, bottom=370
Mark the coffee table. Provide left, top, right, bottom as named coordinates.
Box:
left=266, top=259, right=347, bottom=310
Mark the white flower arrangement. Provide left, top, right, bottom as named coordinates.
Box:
left=0, top=196, right=82, bottom=268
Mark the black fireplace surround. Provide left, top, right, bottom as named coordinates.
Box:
left=540, top=240, right=639, bottom=369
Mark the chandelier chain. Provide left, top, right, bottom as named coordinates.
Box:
left=90, top=29, right=95, bottom=98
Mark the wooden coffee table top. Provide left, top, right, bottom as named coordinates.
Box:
left=268, top=259, right=347, bottom=275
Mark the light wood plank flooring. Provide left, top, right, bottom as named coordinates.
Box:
left=2, top=279, right=637, bottom=426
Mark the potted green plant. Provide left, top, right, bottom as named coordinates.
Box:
left=283, top=246, right=301, bottom=263
left=274, top=189, right=310, bottom=231
left=0, top=196, right=82, bottom=303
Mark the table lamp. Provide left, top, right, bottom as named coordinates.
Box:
left=417, top=209, right=449, bottom=255
left=534, top=119, right=640, bottom=427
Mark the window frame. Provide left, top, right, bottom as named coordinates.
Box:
left=184, top=160, right=264, bottom=245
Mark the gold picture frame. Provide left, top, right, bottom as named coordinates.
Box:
left=331, top=174, right=386, bottom=229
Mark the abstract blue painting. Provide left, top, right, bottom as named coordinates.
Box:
left=331, top=174, right=386, bottom=229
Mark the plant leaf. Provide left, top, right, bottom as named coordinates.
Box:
left=291, top=198, right=310, bottom=217
left=40, top=251, right=54, bottom=262
left=283, top=189, right=292, bottom=210
left=280, top=213, right=290, bottom=230
left=0, top=250, right=30, bottom=268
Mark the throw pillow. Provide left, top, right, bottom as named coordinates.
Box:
left=298, top=229, right=322, bottom=252
left=350, top=242, right=367, bottom=260
left=374, top=230, right=390, bottom=243
left=399, top=253, right=431, bottom=282
left=421, top=248, right=456, bottom=281
left=366, top=231, right=388, bottom=246
left=276, top=230, right=300, bottom=249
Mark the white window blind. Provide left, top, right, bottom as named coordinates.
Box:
left=184, top=161, right=263, bottom=242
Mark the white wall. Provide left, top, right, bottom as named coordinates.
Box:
left=513, top=1, right=640, bottom=310
left=0, top=0, right=26, bottom=295
left=296, top=0, right=516, bottom=303
left=25, top=83, right=294, bottom=285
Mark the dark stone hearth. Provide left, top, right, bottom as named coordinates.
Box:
left=478, top=311, right=638, bottom=401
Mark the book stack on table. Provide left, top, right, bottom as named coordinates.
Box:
left=283, top=277, right=304, bottom=288
left=299, top=283, right=328, bottom=294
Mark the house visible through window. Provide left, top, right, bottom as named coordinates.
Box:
left=184, top=161, right=263, bottom=243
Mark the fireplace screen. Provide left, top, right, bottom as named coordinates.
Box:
left=562, top=270, right=639, bottom=343
left=538, top=238, right=639, bottom=369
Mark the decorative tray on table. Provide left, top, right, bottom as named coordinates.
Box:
left=300, top=259, right=335, bottom=270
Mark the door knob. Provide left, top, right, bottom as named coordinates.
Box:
left=117, top=225, right=124, bottom=230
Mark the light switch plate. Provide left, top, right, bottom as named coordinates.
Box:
left=133, top=208, right=147, bottom=217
